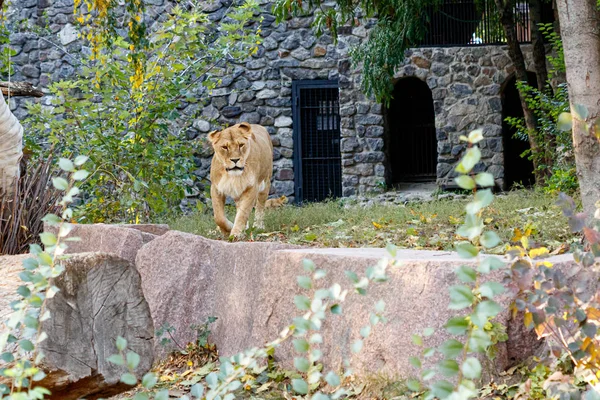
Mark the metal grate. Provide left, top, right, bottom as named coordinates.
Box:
left=292, top=80, right=342, bottom=203
left=420, top=0, right=554, bottom=47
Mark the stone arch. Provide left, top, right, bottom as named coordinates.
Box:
left=383, top=77, right=437, bottom=186
left=501, top=72, right=538, bottom=189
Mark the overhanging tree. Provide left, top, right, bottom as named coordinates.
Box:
left=274, top=0, right=554, bottom=182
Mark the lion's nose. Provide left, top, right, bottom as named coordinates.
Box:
left=231, top=158, right=240, bottom=163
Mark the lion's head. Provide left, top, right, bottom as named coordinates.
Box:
left=208, top=122, right=255, bottom=176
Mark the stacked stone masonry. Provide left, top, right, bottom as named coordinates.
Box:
left=8, top=0, right=536, bottom=200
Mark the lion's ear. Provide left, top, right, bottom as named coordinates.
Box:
left=207, top=130, right=221, bottom=143
left=238, top=122, right=254, bottom=140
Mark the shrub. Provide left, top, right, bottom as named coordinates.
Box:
left=0, top=154, right=60, bottom=255
left=26, top=1, right=262, bottom=223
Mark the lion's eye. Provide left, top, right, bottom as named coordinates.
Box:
left=239, top=143, right=245, bottom=149
left=221, top=146, right=228, bottom=151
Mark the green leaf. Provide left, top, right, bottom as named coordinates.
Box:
left=120, top=373, right=137, bottom=386
left=462, top=357, right=482, bottom=379
left=107, top=354, right=124, bottom=366
left=455, top=242, right=479, bottom=259
left=440, top=339, right=463, bottom=359
left=360, top=325, right=371, bottom=338
left=409, top=356, right=422, bottom=368
left=471, top=301, right=502, bottom=328
left=19, top=339, right=34, bottom=352
left=293, top=339, right=310, bottom=353
left=154, top=390, right=169, bottom=400
left=573, top=103, right=589, bottom=120
left=191, top=383, right=204, bottom=398
left=141, top=372, right=157, bottom=389
left=297, top=276, right=312, bottom=290
left=41, top=214, right=62, bottom=226
left=422, top=368, right=436, bottom=381
left=456, top=147, right=481, bottom=173
left=52, top=177, right=69, bottom=191
left=480, top=231, right=501, bottom=248
left=351, top=340, right=363, bottom=353
left=474, top=172, right=494, bottom=187
left=467, top=129, right=484, bottom=144
left=424, top=347, right=435, bottom=357
left=294, top=357, right=310, bottom=373
left=39, top=232, right=57, bottom=246
left=468, top=329, right=492, bottom=352
left=74, top=155, right=89, bottom=166
left=431, top=380, right=454, bottom=398
left=445, top=317, right=469, bottom=335
left=325, top=371, right=340, bottom=387
left=557, top=112, right=573, bottom=132
left=449, top=285, right=474, bottom=310
left=126, top=351, right=140, bottom=369
left=479, top=282, right=505, bottom=299
left=73, top=170, right=90, bottom=181
left=479, top=257, right=505, bottom=273
left=456, top=265, right=476, bottom=283
left=438, top=359, right=459, bottom=377
left=294, top=295, right=311, bottom=311
left=116, top=336, right=127, bottom=351
left=133, top=393, right=150, bottom=400
left=292, top=378, right=308, bottom=394
left=412, top=334, right=423, bottom=346
left=303, top=259, right=316, bottom=272
left=466, top=189, right=494, bottom=215
left=407, top=379, right=421, bottom=392
left=330, top=304, right=342, bottom=314
left=375, top=300, right=385, bottom=313
left=423, top=327, right=435, bottom=337
left=455, top=175, right=475, bottom=190
left=59, top=158, right=75, bottom=172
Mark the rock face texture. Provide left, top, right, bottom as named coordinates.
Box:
left=0, top=252, right=154, bottom=400
left=46, top=223, right=168, bottom=263
left=134, top=232, right=569, bottom=378
left=8, top=0, right=536, bottom=200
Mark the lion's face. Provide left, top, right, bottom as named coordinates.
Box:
left=208, top=123, right=254, bottom=176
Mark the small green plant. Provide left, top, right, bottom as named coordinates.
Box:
left=191, top=317, right=217, bottom=348
left=0, top=156, right=88, bottom=398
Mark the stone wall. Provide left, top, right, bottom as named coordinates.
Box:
left=7, top=0, right=534, bottom=200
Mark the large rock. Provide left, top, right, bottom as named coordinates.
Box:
left=136, top=235, right=574, bottom=379
left=47, top=224, right=168, bottom=263
left=0, top=253, right=154, bottom=400
left=135, top=231, right=298, bottom=355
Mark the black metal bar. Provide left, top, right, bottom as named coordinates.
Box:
left=418, top=0, right=553, bottom=47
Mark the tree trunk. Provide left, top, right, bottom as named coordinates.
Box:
left=494, top=0, right=545, bottom=183
left=0, top=252, right=155, bottom=400
left=0, top=92, right=23, bottom=198
left=529, top=0, right=549, bottom=91
left=528, top=0, right=556, bottom=168
left=555, top=0, right=600, bottom=222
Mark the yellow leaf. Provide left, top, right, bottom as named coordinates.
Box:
left=521, top=236, right=529, bottom=250
left=372, top=221, right=383, bottom=229
left=484, top=217, right=494, bottom=224
left=291, top=224, right=300, bottom=232
left=536, top=261, right=553, bottom=268
left=511, top=228, right=523, bottom=242
left=529, top=247, right=549, bottom=259
left=524, top=312, right=533, bottom=328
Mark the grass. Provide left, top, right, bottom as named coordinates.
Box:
left=168, top=189, right=578, bottom=253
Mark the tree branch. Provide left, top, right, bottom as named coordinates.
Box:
left=0, top=81, right=44, bottom=97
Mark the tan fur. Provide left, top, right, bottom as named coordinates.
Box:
left=208, top=122, right=273, bottom=237
left=265, top=195, right=288, bottom=209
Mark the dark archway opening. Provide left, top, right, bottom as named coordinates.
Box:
left=501, top=72, right=538, bottom=189
left=384, top=78, right=437, bottom=186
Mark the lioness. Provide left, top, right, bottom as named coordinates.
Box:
left=208, top=122, right=273, bottom=237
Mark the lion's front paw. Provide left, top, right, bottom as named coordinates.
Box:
left=230, top=227, right=246, bottom=239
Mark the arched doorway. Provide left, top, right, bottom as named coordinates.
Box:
left=385, top=78, right=437, bottom=185
left=501, top=72, right=537, bottom=189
